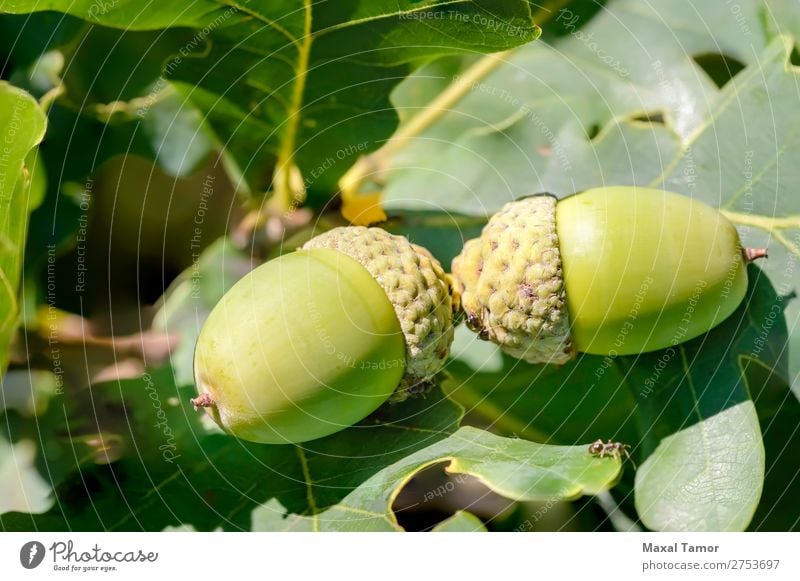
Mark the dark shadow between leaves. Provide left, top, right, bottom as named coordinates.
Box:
left=692, top=52, right=747, bottom=89
left=791, top=42, right=800, bottom=67
left=391, top=461, right=502, bottom=532
left=383, top=209, right=488, bottom=267
left=630, top=111, right=666, bottom=125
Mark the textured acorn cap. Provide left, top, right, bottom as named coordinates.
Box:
left=303, top=226, right=454, bottom=401
left=451, top=195, right=575, bottom=365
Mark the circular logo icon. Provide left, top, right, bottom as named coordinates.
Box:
left=19, top=541, right=46, bottom=569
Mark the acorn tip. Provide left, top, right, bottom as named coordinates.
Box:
left=743, top=248, right=768, bottom=262
left=190, top=393, right=214, bottom=411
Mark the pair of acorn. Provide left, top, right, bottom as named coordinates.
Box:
left=192, top=187, right=759, bottom=444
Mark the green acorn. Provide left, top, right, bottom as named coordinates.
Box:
left=192, top=227, right=453, bottom=444
left=451, top=186, right=762, bottom=363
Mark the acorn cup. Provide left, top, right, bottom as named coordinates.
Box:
left=192, top=227, right=454, bottom=444
left=451, top=186, right=763, bottom=364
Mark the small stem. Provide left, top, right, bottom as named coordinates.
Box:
left=595, top=491, right=642, bottom=532
left=191, top=393, right=214, bottom=410
left=387, top=52, right=512, bottom=159
left=743, top=247, right=768, bottom=262
left=271, top=0, right=313, bottom=213
left=339, top=50, right=512, bottom=199
left=721, top=210, right=800, bottom=230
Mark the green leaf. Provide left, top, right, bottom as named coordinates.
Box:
left=39, top=24, right=216, bottom=179
left=55, top=26, right=191, bottom=108
left=1, top=18, right=216, bottom=178
left=141, top=88, right=214, bottom=178
left=251, top=426, right=621, bottom=531
left=0, top=82, right=47, bottom=374
left=432, top=510, right=487, bottom=532
left=635, top=402, right=763, bottom=531
left=1, top=1, right=225, bottom=31
left=4, top=1, right=540, bottom=200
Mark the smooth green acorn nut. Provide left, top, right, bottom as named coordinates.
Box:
left=193, top=249, right=405, bottom=444
left=451, top=187, right=755, bottom=363
left=193, top=227, right=454, bottom=444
